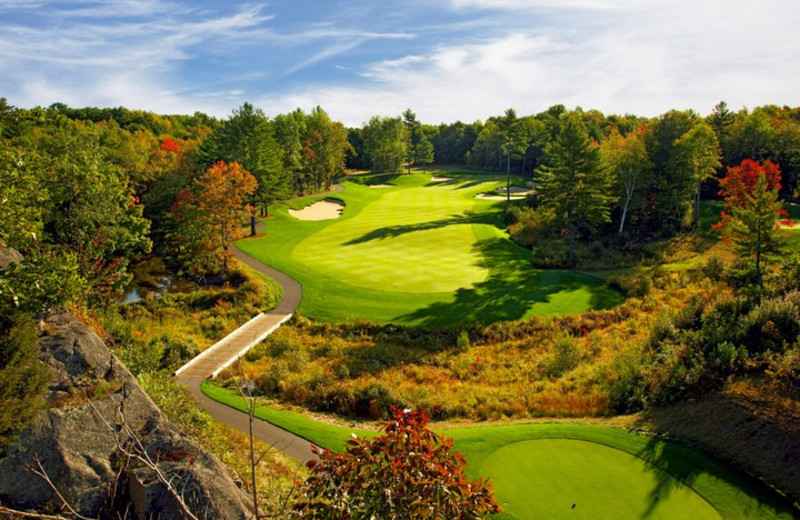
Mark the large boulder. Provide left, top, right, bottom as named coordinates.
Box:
left=0, top=301, right=252, bottom=519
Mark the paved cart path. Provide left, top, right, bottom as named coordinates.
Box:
left=174, top=183, right=347, bottom=463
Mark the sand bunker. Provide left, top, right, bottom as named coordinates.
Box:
left=368, top=183, right=394, bottom=188
left=476, top=194, right=527, bottom=201
left=288, top=199, right=344, bottom=221
left=476, top=186, right=533, bottom=200
left=430, top=176, right=453, bottom=182
left=503, top=186, right=533, bottom=194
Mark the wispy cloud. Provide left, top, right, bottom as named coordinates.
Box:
left=1, top=0, right=798, bottom=123
left=264, top=0, right=800, bottom=125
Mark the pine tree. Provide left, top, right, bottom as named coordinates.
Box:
left=414, top=131, right=434, bottom=172
left=536, top=114, right=615, bottom=266
left=729, top=174, right=787, bottom=295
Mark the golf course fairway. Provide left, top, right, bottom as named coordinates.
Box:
left=236, top=172, right=623, bottom=326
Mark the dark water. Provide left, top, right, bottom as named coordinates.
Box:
left=122, top=258, right=199, bottom=303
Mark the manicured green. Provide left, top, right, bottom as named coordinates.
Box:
left=236, top=172, right=623, bottom=326
left=482, top=439, right=720, bottom=520
left=202, top=382, right=797, bottom=520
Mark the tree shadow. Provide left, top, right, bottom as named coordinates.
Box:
left=632, top=399, right=800, bottom=519
left=396, top=236, right=623, bottom=327
left=342, top=211, right=497, bottom=245
left=632, top=436, right=704, bottom=518
left=423, top=178, right=492, bottom=190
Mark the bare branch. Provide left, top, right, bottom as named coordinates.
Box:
left=0, top=504, right=76, bottom=520
left=27, top=457, right=95, bottom=520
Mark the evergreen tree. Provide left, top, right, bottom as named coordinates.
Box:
left=537, top=114, right=615, bottom=266
left=203, top=103, right=290, bottom=218
left=729, top=174, right=787, bottom=295
left=498, top=109, right=526, bottom=204
left=402, top=108, right=421, bottom=173
left=0, top=312, right=51, bottom=455
left=414, top=131, right=435, bottom=172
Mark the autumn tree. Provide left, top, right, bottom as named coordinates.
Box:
left=292, top=408, right=500, bottom=519
left=601, top=128, right=652, bottom=235
left=537, top=114, right=615, bottom=266
left=172, top=161, right=256, bottom=274
left=718, top=159, right=783, bottom=212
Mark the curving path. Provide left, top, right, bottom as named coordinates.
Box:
left=175, top=183, right=347, bottom=464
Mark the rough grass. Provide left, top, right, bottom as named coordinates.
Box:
left=235, top=172, right=623, bottom=326
left=201, top=382, right=797, bottom=520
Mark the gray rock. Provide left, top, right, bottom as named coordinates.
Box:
left=0, top=305, right=252, bottom=519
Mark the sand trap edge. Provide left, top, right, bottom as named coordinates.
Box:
left=288, top=198, right=345, bottom=221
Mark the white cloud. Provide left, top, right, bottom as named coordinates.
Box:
left=265, top=0, right=800, bottom=125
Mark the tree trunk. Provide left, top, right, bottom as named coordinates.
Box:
left=506, top=152, right=511, bottom=204
left=693, top=189, right=701, bottom=228
left=619, top=188, right=632, bottom=235
left=250, top=213, right=256, bottom=237
left=567, top=209, right=575, bottom=268
left=248, top=399, right=259, bottom=520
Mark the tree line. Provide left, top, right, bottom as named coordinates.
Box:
left=2, top=97, right=799, bottom=311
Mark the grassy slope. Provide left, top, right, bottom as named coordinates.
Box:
left=236, top=172, right=622, bottom=326
left=202, top=382, right=796, bottom=520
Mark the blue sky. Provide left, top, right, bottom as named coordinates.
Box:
left=1, top=0, right=799, bottom=125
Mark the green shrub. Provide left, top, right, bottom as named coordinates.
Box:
left=709, top=341, right=747, bottom=372
left=0, top=312, right=51, bottom=454
left=702, top=255, right=726, bottom=281
left=138, top=372, right=210, bottom=437
left=456, top=330, right=471, bottom=352
left=545, top=334, right=581, bottom=378
left=739, top=291, right=800, bottom=353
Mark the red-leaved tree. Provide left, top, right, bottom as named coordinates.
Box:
left=714, top=159, right=789, bottom=232
left=292, top=407, right=500, bottom=519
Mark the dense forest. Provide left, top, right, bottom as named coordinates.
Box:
left=2, top=98, right=799, bottom=314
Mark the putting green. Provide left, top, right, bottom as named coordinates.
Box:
left=237, top=172, right=624, bottom=326
left=482, top=439, right=721, bottom=520
left=203, top=382, right=799, bottom=520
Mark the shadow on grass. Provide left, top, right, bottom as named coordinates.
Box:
left=343, top=211, right=498, bottom=245
left=635, top=402, right=800, bottom=519
left=397, top=236, right=623, bottom=327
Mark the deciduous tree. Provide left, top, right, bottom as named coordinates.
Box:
left=292, top=407, right=500, bottom=519
left=601, top=128, right=652, bottom=235
left=674, top=121, right=721, bottom=227
left=172, top=161, right=257, bottom=274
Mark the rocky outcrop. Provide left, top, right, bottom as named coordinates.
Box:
left=0, top=260, right=252, bottom=519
